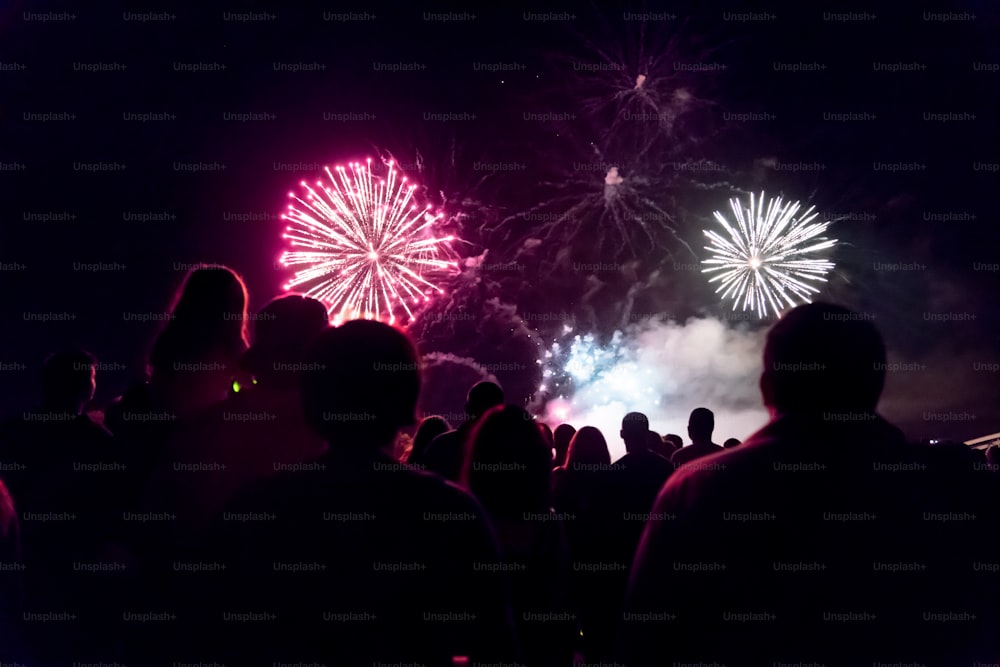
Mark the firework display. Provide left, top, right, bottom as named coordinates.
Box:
left=702, top=192, right=836, bottom=318
left=540, top=330, right=661, bottom=417
left=268, top=20, right=841, bottom=439
left=535, top=319, right=770, bottom=460
left=490, top=20, right=719, bottom=268
left=279, top=159, right=458, bottom=325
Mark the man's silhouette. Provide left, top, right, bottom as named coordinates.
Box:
left=0, top=350, right=121, bottom=663
left=620, top=303, right=1000, bottom=665
left=614, top=412, right=674, bottom=507
left=670, top=407, right=723, bottom=467
left=192, top=321, right=516, bottom=664
left=0, top=350, right=118, bottom=503
left=424, top=380, right=504, bottom=482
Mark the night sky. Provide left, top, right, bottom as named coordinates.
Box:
left=1, top=1, right=998, bottom=442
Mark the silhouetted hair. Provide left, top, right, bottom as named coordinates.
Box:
left=566, top=426, right=611, bottom=469
left=464, top=405, right=552, bottom=518
left=664, top=434, right=683, bottom=450
left=148, top=265, right=249, bottom=375
left=300, top=320, right=420, bottom=446
left=762, top=302, right=886, bottom=412
left=408, top=415, right=451, bottom=464
left=539, top=422, right=554, bottom=447
left=466, top=381, right=504, bottom=419
left=553, top=424, right=576, bottom=465
left=241, top=294, right=329, bottom=379
left=723, top=438, right=741, bottom=449
left=42, top=349, right=96, bottom=407
left=688, top=407, right=715, bottom=440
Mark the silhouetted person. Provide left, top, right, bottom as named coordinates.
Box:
left=614, top=412, right=674, bottom=508
left=723, top=437, right=741, bottom=449
left=986, top=444, right=1000, bottom=470
left=424, top=380, right=504, bottom=482
left=102, top=266, right=249, bottom=663
left=539, top=421, right=555, bottom=451
left=663, top=433, right=683, bottom=453
left=552, top=423, right=576, bottom=468
left=193, top=321, right=516, bottom=664
left=464, top=405, right=577, bottom=666
left=0, top=350, right=118, bottom=504
left=646, top=429, right=674, bottom=460
left=127, top=295, right=331, bottom=661
left=105, top=265, right=249, bottom=503
left=550, top=426, right=618, bottom=659
left=553, top=425, right=612, bottom=515
left=0, top=350, right=121, bottom=662
left=406, top=415, right=451, bottom=467
left=620, top=303, right=1000, bottom=665
left=42, top=349, right=97, bottom=411
left=578, top=413, right=672, bottom=660
left=0, top=481, right=21, bottom=662
left=670, top=407, right=723, bottom=467
left=142, top=294, right=331, bottom=549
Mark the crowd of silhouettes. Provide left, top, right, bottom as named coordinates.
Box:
left=0, top=263, right=998, bottom=666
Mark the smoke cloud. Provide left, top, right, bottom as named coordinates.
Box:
left=540, top=316, right=771, bottom=461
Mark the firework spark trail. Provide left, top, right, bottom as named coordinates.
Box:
left=563, top=15, right=719, bottom=161
left=494, top=17, right=724, bottom=268
left=496, top=155, right=696, bottom=263
left=280, top=159, right=458, bottom=325
left=702, top=191, right=837, bottom=319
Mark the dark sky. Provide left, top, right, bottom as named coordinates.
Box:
left=1, top=0, right=998, bottom=441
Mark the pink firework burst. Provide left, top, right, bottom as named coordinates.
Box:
left=279, top=159, right=459, bottom=325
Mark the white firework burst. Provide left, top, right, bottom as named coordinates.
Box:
left=702, top=192, right=837, bottom=318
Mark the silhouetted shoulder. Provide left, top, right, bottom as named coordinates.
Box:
left=224, top=452, right=488, bottom=521
left=422, top=428, right=468, bottom=480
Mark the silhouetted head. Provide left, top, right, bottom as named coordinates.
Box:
left=553, top=423, right=576, bottom=466
left=408, top=415, right=451, bottom=465
left=646, top=430, right=674, bottom=458
left=148, top=265, right=250, bottom=376
left=300, top=320, right=420, bottom=449
left=538, top=422, right=554, bottom=449
left=566, top=426, right=611, bottom=469
left=42, top=349, right=97, bottom=414
left=620, top=411, right=650, bottom=453
left=723, top=438, right=741, bottom=449
left=241, top=294, right=329, bottom=386
left=465, top=381, right=504, bottom=421
left=464, top=405, right=552, bottom=519
left=986, top=445, right=1000, bottom=467
left=687, top=407, right=715, bottom=443
left=664, top=433, right=683, bottom=451
left=761, top=302, right=886, bottom=415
